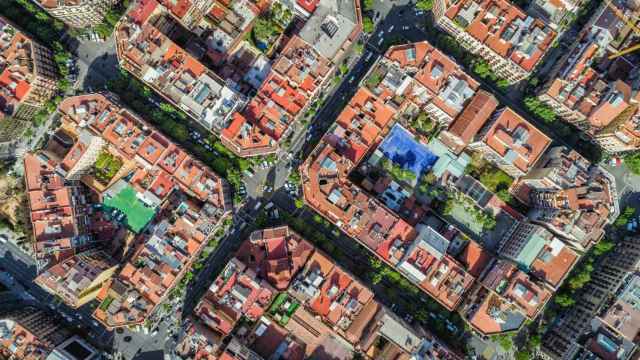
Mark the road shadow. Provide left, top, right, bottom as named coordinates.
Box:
left=81, top=50, right=120, bottom=90
left=132, top=350, right=164, bottom=360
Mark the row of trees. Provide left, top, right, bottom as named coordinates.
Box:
left=553, top=238, right=615, bottom=307
left=523, top=96, right=557, bottom=124
left=106, top=71, right=250, bottom=194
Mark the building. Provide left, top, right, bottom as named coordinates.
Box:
left=23, top=153, right=91, bottom=266
left=499, top=221, right=578, bottom=289
left=220, top=36, right=332, bottom=157
left=594, top=273, right=640, bottom=347
left=380, top=42, right=480, bottom=126
left=45, top=336, right=98, bottom=360
left=536, top=2, right=640, bottom=153
left=467, top=107, right=552, bottom=178
left=516, top=146, right=618, bottom=251
left=0, top=16, right=58, bottom=120
left=461, top=259, right=551, bottom=335
left=201, top=0, right=260, bottom=64
left=439, top=90, right=499, bottom=154
left=186, top=227, right=459, bottom=359
left=0, top=306, right=72, bottom=360
left=543, top=236, right=640, bottom=359
left=114, top=2, right=245, bottom=132
left=194, top=257, right=275, bottom=342
left=432, top=0, right=556, bottom=83
left=56, top=130, right=106, bottom=181
left=236, top=226, right=314, bottom=290
left=296, top=0, right=362, bottom=64
left=37, top=93, right=232, bottom=330
left=34, top=250, right=117, bottom=308
left=34, top=0, right=119, bottom=28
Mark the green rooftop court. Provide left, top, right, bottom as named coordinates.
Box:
left=103, top=182, right=156, bottom=233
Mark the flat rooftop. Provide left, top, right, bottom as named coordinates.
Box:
left=103, top=182, right=156, bottom=233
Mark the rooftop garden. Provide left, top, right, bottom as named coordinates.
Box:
left=94, top=150, right=123, bottom=185
left=466, top=153, right=514, bottom=204
left=268, top=292, right=300, bottom=326
left=248, top=2, right=292, bottom=53
left=379, top=157, right=416, bottom=184
left=99, top=296, right=114, bottom=311
left=442, top=191, right=496, bottom=232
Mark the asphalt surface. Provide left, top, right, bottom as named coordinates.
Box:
left=2, top=1, right=637, bottom=359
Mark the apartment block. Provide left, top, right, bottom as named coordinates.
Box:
left=34, top=250, right=118, bottom=308
left=0, top=306, right=73, bottom=359
left=116, top=0, right=361, bottom=157
left=499, top=221, right=578, bottom=289
left=24, top=153, right=92, bottom=265
left=461, top=259, right=551, bottom=335
left=515, top=146, right=618, bottom=251
left=26, top=93, right=234, bottom=330
left=0, top=17, right=58, bottom=120
left=432, top=0, right=556, bottom=83
left=300, top=42, right=482, bottom=312
left=185, top=226, right=459, bottom=360
left=115, top=2, right=245, bottom=132
left=543, top=236, right=640, bottom=359
left=34, top=0, right=119, bottom=28
left=537, top=2, right=640, bottom=153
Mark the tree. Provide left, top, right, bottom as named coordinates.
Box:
left=625, top=152, right=640, bottom=175
left=515, top=350, right=531, bottom=360
left=363, top=0, right=374, bottom=11
left=415, top=0, right=433, bottom=10
left=615, top=206, right=636, bottom=227
left=294, top=198, right=304, bottom=209
left=493, top=335, right=513, bottom=351
left=363, top=16, right=374, bottom=33
left=555, top=293, right=576, bottom=307
left=593, top=239, right=615, bottom=255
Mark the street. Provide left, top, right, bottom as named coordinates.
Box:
left=1, top=0, right=638, bottom=359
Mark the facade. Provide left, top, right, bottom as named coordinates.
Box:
left=499, top=221, right=578, bottom=289
left=537, top=2, right=640, bottom=153
left=0, top=17, right=58, bottom=120
left=543, top=236, right=640, bottom=359
left=23, top=153, right=91, bottom=266
left=35, top=0, right=119, bottom=28
left=0, top=307, right=72, bottom=360
left=34, top=250, right=118, bottom=308
left=432, top=0, right=556, bottom=83
left=516, top=146, right=618, bottom=251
